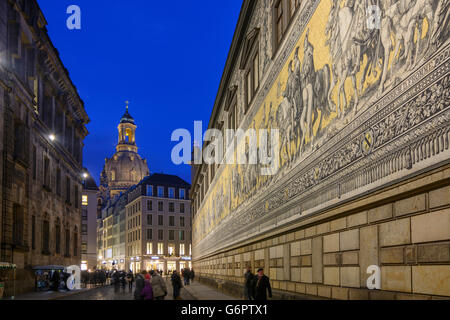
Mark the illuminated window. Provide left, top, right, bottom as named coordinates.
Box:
left=179, top=189, right=185, bottom=199
left=180, top=244, right=185, bottom=256
left=82, top=195, right=88, bottom=206
left=168, top=244, right=175, bottom=257
left=168, top=188, right=175, bottom=199
left=158, top=243, right=164, bottom=255
left=146, top=242, right=153, bottom=255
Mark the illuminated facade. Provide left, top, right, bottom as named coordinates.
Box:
left=99, top=105, right=150, bottom=202
left=125, top=174, right=192, bottom=274
left=81, top=172, right=99, bottom=272
left=191, top=0, right=450, bottom=299
left=0, top=0, right=89, bottom=294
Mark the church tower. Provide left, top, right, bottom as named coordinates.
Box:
left=99, top=102, right=150, bottom=202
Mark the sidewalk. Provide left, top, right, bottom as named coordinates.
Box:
left=182, top=281, right=237, bottom=300
left=14, top=285, right=101, bottom=300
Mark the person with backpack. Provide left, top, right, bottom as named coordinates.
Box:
left=150, top=270, right=168, bottom=300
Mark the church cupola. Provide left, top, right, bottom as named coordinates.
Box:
left=117, top=101, right=138, bottom=153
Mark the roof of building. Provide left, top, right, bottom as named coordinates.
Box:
left=120, top=106, right=135, bottom=124
left=141, top=173, right=191, bottom=188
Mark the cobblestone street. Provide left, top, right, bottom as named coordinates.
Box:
left=60, top=278, right=195, bottom=300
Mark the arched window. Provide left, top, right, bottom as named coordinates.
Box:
left=111, top=170, right=116, bottom=181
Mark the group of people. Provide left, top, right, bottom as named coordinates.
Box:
left=80, top=270, right=108, bottom=288
left=181, top=268, right=195, bottom=286
left=133, top=270, right=168, bottom=300
left=244, top=267, right=272, bottom=301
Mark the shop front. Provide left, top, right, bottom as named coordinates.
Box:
left=0, top=263, right=16, bottom=300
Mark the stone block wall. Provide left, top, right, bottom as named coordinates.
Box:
left=194, top=166, right=450, bottom=300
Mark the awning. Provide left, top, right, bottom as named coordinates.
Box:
left=0, top=262, right=16, bottom=270
left=32, top=265, right=65, bottom=271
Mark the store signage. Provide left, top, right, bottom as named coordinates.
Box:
left=181, top=256, right=192, bottom=261
left=151, top=256, right=160, bottom=260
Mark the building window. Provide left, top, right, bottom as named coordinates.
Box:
left=43, top=156, right=50, bottom=189
left=56, top=168, right=62, bottom=196
left=147, top=229, right=153, bottom=240
left=169, top=202, right=175, bottom=213
left=147, top=200, right=153, bottom=211
left=180, top=217, right=185, bottom=227
left=65, top=229, right=70, bottom=257
left=157, top=186, right=164, bottom=198
left=179, top=189, right=185, bottom=200
left=146, top=185, right=153, bottom=197
left=169, top=230, right=175, bottom=241
left=66, top=177, right=71, bottom=204
left=179, top=230, right=185, bottom=241
left=158, top=230, right=164, bottom=241
left=12, top=204, right=24, bottom=246
left=180, top=244, right=185, bottom=256
left=81, top=224, right=88, bottom=235
left=168, top=188, right=175, bottom=199
left=245, top=51, right=259, bottom=111
left=74, top=186, right=79, bottom=209
left=111, top=170, right=116, bottom=181
left=158, top=215, right=164, bottom=226
left=146, top=242, right=153, bottom=255
left=273, top=0, right=301, bottom=52
left=42, top=220, right=50, bottom=254
left=31, top=215, right=36, bottom=250
left=169, top=216, right=175, bottom=227
left=158, top=201, right=164, bottom=212
left=74, top=231, right=78, bottom=257
left=180, top=203, right=185, bottom=214
left=55, top=223, right=61, bottom=254
left=157, top=243, right=164, bottom=255
left=82, top=195, right=88, bottom=206
left=147, top=214, right=153, bottom=226
left=168, top=244, right=175, bottom=257
left=32, top=146, right=37, bottom=180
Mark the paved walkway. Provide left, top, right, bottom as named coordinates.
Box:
left=182, top=281, right=237, bottom=300
left=13, top=278, right=236, bottom=300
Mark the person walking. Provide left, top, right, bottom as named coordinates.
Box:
left=134, top=270, right=147, bottom=300
left=190, top=269, right=195, bottom=284
left=244, top=266, right=255, bottom=300
left=141, top=274, right=154, bottom=300
left=183, top=268, right=190, bottom=286
left=171, top=270, right=183, bottom=300
left=150, top=270, right=168, bottom=300
left=252, top=268, right=272, bottom=301
left=126, top=270, right=134, bottom=293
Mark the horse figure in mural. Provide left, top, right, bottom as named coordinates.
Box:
left=378, top=0, right=438, bottom=93
left=326, top=1, right=366, bottom=118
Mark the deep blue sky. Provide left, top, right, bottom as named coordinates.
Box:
left=37, top=0, right=243, bottom=185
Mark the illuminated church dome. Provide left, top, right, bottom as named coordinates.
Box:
left=100, top=102, right=150, bottom=199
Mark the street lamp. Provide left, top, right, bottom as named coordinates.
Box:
left=49, top=134, right=56, bottom=142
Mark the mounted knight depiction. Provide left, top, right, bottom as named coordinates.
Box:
left=224, top=0, right=449, bottom=217
left=273, top=0, right=448, bottom=171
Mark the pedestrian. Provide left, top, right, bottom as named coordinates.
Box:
left=126, top=270, right=134, bottom=293
left=171, top=270, right=183, bottom=300
left=190, top=269, right=195, bottom=284
left=134, top=270, right=147, bottom=300
left=251, top=268, right=272, bottom=301
left=141, top=274, right=154, bottom=300
left=183, top=268, right=190, bottom=286
left=244, top=266, right=255, bottom=300
left=150, top=270, right=168, bottom=300
left=113, top=271, right=121, bottom=293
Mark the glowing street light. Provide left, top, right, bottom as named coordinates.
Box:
left=49, top=134, right=56, bottom=142
left=82, top=172, right=89, bottom=179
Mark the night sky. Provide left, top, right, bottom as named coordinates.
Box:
left=36, top=0, right=243, bottom=185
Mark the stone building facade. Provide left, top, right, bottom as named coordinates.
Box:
left=191, top=0, right=450, bottom=299
left=0, top=0, right=89, bottom=293
left=126, top=174, right=192, bottom=274
left=81, top=172, right=99, bottom=272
